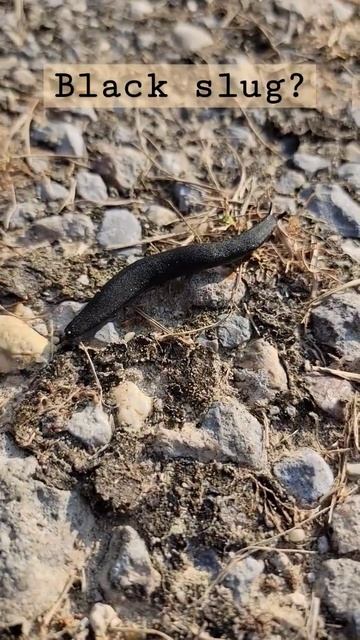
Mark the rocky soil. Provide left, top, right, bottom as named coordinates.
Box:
left=0, top=1, right=360, bottom=639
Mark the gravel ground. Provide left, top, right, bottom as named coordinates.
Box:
left=0, top=1, right=360, bottom=639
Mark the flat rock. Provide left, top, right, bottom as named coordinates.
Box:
left=300, top=184, right=360, bottom=238
left=31, top=121, right=86, bottom=157
left=337, top=163, right=360, bottom=190
left=94, top=322, right=121, bottom=344
left=223, top=557, right=264, bottom=607
left=331, top=495, right=360, bottom=553
left=346, top=462, right=360, bottom=479
left=345, top=142, right=360, bottom=163
left=0, top=315, right=49, bottom=373
left=234, top=339, right=288, bottom=406
left=66, top=403, right=113, bottom=449
left=154, top=398, right=266, bottom=469
left=310, top=291, right=360, bottom=371
left=273, top=447, right=334, bottom=507
left=0, top=456, right=94, bottom=628
left=161, top=151, right=191, bottom=177
left=31, top=213, right=95, bottom=243
left=187, top=267, right=245, bottom=310
left=51, top=300, right=85, bottom=334
left=293, top=152, right=330, bottom=175
left=217, top=313, right=251, bottom=348
left=97, top=208, right=142, bottom=253
left=113, top=381, right=153, bottom=432
left=38, top=178, right=69, bottom=202
left=76, top=169, right=108, bottom=202
left=89, top=603, right=120, bottom=637
left=93, top=144, right=149, bottom=193
left=99, top=525, right=160, bottom=601
left=305, top=373, right=353, bottom=421
left=274, top=0, right=354, bottom=20
left=317, top=559, right=360, bottom=622
left=275, top=170, right=305, bottom=195
left=146, top=204, right=178, bottom=227
left=128, top=0, right=153, bottom=18
left=173, top=22, right=213, bottom=52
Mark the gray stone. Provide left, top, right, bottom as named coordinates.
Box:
left=310, top=291, right=360, bottom=371
left=351, top=108, right=360, bottom=128
left=272, top=195, right=297, bottom=216
left=346, top=462, right=360, bottom=479
left=337, top=163, right=360, bottom=190
left=273, top=448, right=334, bottom=506
left=31, top=121, right=86, bottom=157
left=317, top=535, right=330, bottom=554
left=129, top=0, right=153, bottom=18
left=146, top=204, right=178, bottom=227
left=99, top=526, right=160, bottom=601
left=0, top=455, right=94, bottom=628
left=3, top=201, right=40, bottom=230
left=93, top=144, right=149, bottom=193
left=97, top=208, right=142, bottom=253
left=223, top=557, right=264, bottom=607
left=187, top=267, right=245, bottom=310
left=76, top=170, right=108, bottom=203
left=66, top=403, right=113, bottom=449
left=201, top=400, right=266, bottom=468
left=52, top=300, right=86, bottom=334
left=161, top=151, right=190, bottom=177
left=331, top=495, right=360, bottom=553
left=26, top=156, right=49, bottom=174
left=38, top=178, right=69, bottom=202
left=317, top=559, right=360, bottom=622
left=293, top=152, right=330, bottom=175
left=154, top=399, right=266, bottom=469
left=217, top=313, right=251, bottom=348
left=173, top=22, right=213, bottom=52
left=172, top=183, right=203, bottom=214
left=274, top=0, right=353, bottom=20
left=94, top=322, right=121, bottom=344
left=300, top=184, right=360, bottom=238
left=31, top=213, right=94, bottom=243
left=305, top=374, right=353, bottom=421
left=234, top=339, right=288, bottom=406
left=275, top=170, right=305, bottom=195
left=345, top=142, right=360, bottom=163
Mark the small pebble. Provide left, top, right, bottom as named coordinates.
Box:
left=287, top=528, right=306, bottom=544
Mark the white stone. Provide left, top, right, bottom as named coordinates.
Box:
left=173, top=22, right=213, bottom=52
left=113, top=381, right=153, bottom=431
left=0, top=315, right=49, bottom=373
left=66, top=404, right=113, bottom=449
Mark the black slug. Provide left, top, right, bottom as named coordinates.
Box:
left=64, top=212, right=281, bottom=341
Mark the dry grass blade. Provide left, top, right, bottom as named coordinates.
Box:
left=79, top=342, right=103, bottom=405
left=308, top=278, right=360, bottom=308
left=198, top=504, right=332, bottom=607
left=40, top=572, right=76, bottom=637
left=3, top=183, right=19, bottom=231
left=306, top=593, right=320, bottom=640
left=312, top=366, right=360, bottom=383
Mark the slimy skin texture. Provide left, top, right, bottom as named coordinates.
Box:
left=64, top=214, right=279, bottom=341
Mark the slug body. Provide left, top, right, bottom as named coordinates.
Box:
left=64, top=213, right=279, bottom=341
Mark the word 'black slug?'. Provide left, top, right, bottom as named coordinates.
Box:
left=64, top=212, right=282, bottom=342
